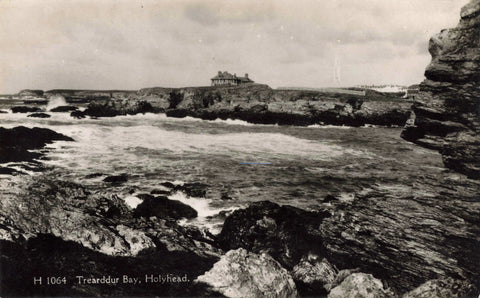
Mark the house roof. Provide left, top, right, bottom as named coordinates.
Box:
left=238, top=77, right=252, bottom=83
left=211, top=71, right=236, bottom=80
left=211, top=71, right=253, bottom=82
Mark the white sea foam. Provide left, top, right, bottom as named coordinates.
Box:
left=307, top=124, right=352, bottom=129
left=124, top=195, right=143, bottom=209
left=46, top=95, right=67, bottom=111
left=170, top=191, right=242, bottom=234
left=169, top=191, right=219, bottom=218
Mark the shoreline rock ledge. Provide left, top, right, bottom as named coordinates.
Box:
left=401, top=0, right=480, bottom=179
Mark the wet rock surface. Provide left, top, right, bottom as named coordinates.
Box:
left=49, top=105, right=78, bottom=112
left=103, top=173, right=128, bottom=184
left=27, top=112, right=51, bottom=118
left=0, top=126, right=74, bottom=163
left=11, top=106, right=42, bottom=113
left=217, top=201, right=330, bottom=269
left=401, top=0, right=480, bottom=179
left=0, top=176, right=221, bottom=296
left=195, top=248, right=297, bottom=298
left=133, top=194, right=198, bottom=220
left=217, top=171, right=480, bottom=295
left=83, top=99, right=156, bottom=117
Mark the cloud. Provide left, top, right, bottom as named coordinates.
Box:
left=0, top=0, right=471, bottom=93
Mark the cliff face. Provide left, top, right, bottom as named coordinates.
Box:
left=401, top=0, right=480, bottom=179
left=154, top=84, right=412, bottom=127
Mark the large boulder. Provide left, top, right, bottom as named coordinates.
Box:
left=11, top=106, right=42, bottom=113
left=49, top=105, right=78, bottom=112
left=217, top=201, right=330, bottom=269
left=328, top=273, right=393, bottom=298
left=401, top=0, right=480, bottom=179
left=133, top=194, right=198, bottom=220
left=27, top=112, right=51, bottom=118
left=174, top=182, right=209, bottom=197
left=195, top=248, right=297, bottom=298
left=291, top=255, right=337, bottom=296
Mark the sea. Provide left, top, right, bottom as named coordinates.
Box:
left=0, top=102, right=446, bottom=233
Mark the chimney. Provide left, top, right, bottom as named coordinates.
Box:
left=245, top=73, right=248, bottom=78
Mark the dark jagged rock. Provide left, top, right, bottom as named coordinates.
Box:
left=174, top=182, right=209, bottom=197
left=0, top=167, right=20, bottom=175
left=83, top=99, right=156, bottom=117
left=319, top=180, right=480, bottom=294
left=27, top=112, right=51, bottom=118
left=11, top=106, right=42, bottom=113
left=133, top=194, right=198, bottom=220
left=49, top=105, right=78, bottom=112
left=70, top=110, right=86, bottom=119
left=0, top=126, right=74, bottom=164
left=84, top=172, right=105, bottom=179
left=0, top=177, right=221, bottom=296
left=0, top=235, right=219, bottom=297
left=217, top=201, right=330, bottom=269
left=0, top=110, right=8, bottom=113
left=150, top=189, right=172, bottom=195
left=401, top=0, right=480, bottom=179
left=103, top=174, right=128, bottom=184
left=160, top=181, right=176, bottom=189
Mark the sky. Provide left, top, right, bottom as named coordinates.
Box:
left=0, top=0, right=471, bottom=93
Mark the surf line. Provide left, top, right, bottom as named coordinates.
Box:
left=240, top=162, right=272, bottom=165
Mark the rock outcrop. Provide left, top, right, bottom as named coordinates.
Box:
left=163, top=85, right=411, bottom=127
left=195, top=248, right=298, bottom=298
left=133, top=194, right=198, bottom=220
left=401, top=0, right=480, bottom=179
left=0, top=126, right=73, bottom=164
left=27, top=112, right=51, bottom=118
left=82, top=99, right=156, bottom=117
left=28, top=84, right=412, bottom=127
left=49, top=105, right=78, bottom=112
left=11, top=106, right=42, bottom=113
left=402, top=277, right=477, bottom=298
left=217, top=201, right=330, bottom=269
left=0, top=176, right=221, bottom=296
left=219, top=181, right=480, bottom=295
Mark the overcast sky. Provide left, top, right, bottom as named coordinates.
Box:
left=0, top=0, right=470, bottom=93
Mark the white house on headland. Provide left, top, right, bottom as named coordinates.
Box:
left=211, top=71, right=253, bottom=86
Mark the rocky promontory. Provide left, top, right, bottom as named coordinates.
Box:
left=401, top=0, right=480, bottom=179
left=16, top=85, right=412, bottom=127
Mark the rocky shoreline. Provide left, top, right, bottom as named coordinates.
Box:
left=1, top=172, right=478, bottom=297
left=10, top=84, right=412, bottom=127
left=1, top=1, right=479, bottom=297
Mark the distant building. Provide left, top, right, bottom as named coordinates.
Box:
left=211, top=71, right=253, bottom=86
left=405, top=84, right=420, bottom=99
